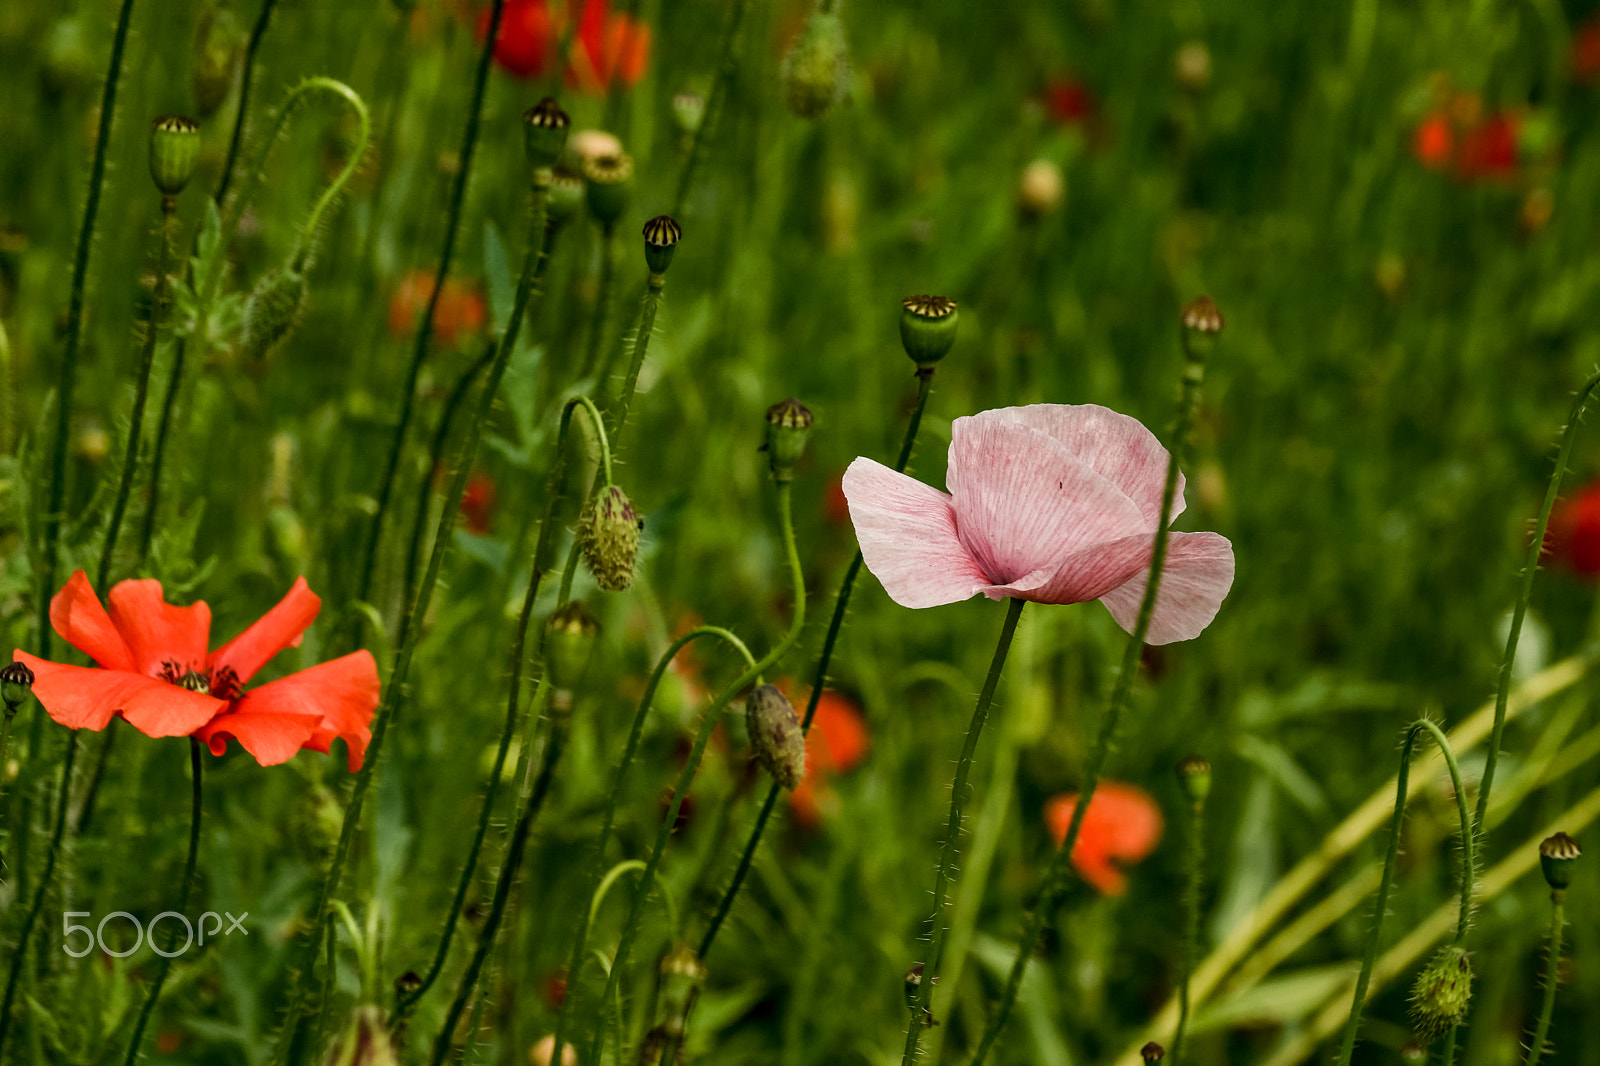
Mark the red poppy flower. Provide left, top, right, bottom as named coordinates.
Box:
left=388, top=271, right=488, bottom=349
left=480, top=0, right=563, bottom=80
left=824, top=472, right=851, bottom=526
left=1545, top=479, right=1600, bottom=578
left=788, top=689, right=870, bottom=826
left=1412, top=112, right=1453, bottom=170
left=1574, top=16, right=1600, bottom=85
left=461, top=471, right=496, bottom=535
left=567, top=0, right=651, bottom=94
left=1456, top=112, right=1518, bottom=181
left=13, top=571, right=380, bottom=770
left=1045, top=77, right=1095, bottom=125
left=1043, top=781, right=1163, bottom=895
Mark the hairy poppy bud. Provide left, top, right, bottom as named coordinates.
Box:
left=899, top=295, right=958, bottom=368
left=1540, top=832, right=1581, bottom=893
left=672, top=91, right=705, bottom=134
left=192, top=7, right=244, bottom=118
left=2, top=660, right=34, bottom=711
left=577, top=485, right=642, bottom=592
left=1409, top=946, right=1472, bottom=1044
left=543, top=601, right=600, bottom=692
left=1176, top=754, right=1211, bottom=803
left=548, top=167, right=585, bottom=229
left=582, top=153, right=634, bottom=229
left=782, top=11, right=848, bottom=118
left=241, top=266, right=308, bottom=360
left=746, top=684, right=805, bottom=790
left=642, top=215, right=681, bottom=277
left=1140, top=1042, right=1166, bottom=1064
left=323, top=1005, right=398, bottom=1066
left=149, top=116, right=201, bottom=197
left=764, top=398, right=814, bottom=481
left=524, top=97, right=571, bottom=171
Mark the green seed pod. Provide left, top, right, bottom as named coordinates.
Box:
left=577, top=485, right=642, bottom=592
left=1176, top=754, right=1212, bottom=803
left=1140, top=1043, right=1166, bottom=1064
left=523, top=96, right=572, bottom=171
left=323, top=1005, right=399, bottom=1066
left=582, top=153, right=634, bottom=229
left=746, top=684, right=805, bottom=790
left=642, top=215, right=681, bottom=276
left=764, top=398, right=814, bottom=481
left=241, top=266, right=308, bottom=360
left=1409, top=946, right=1473, bottom=1045
left=671, top=91, right=705, bottom=134
left=899, top=295, right=958, bottom=368
left=149, top=115, right=202, bottom=197
left=782, top=11, right=848, bottom=119
left=192, top=6, right=244, bottom=119
left=548, top=167, right=585, bottom=229
left=1182, top=295, right=1224, bottom=334
left=543, top=601, right=600, bottom=692
left=2, top=660, right=35, bottom=712
left=1540, top=832, right=1581, bottom=892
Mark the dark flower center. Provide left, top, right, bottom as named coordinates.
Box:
left=158, top=661, right=242, bottom=701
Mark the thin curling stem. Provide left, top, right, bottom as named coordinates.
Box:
left=38, top=0, right=138, bottom=661
left=268, top=167, right=545, bottom=1066
left=1171, top=793, right=1208, bottom=1066
left=122, top=741, right=204, bottom=1066
left=548, top=627, right=755, bottom=1064
left=215, top=0, right=279, bottom=202
left=698, top=370, right=935, bottom=959
left=351, top=0, right=507, bottom=618
left=610, top=276, right=665, bottom=438
left=672, top=0, right=751, bottom=217
left=1524, top=895, right=1566, bottom=1066
left=288, top=85, right=372, bottom=273
left=98, top=200, right=178, bottom=591
left=969, top=325, right=1211, bottom=1066
left=587, top=483, right=807, bottom=1066
left=901, top=596, right=1027, bottom=1066
left=1333, top=719, right=1472, bottom=1066
left=1478, top=370, right=1600, bottom=836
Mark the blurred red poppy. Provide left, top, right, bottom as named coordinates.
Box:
left=1544, top=479, right=1600, bottom=578
left=567, top=0, right=651, bottom=94
left=1045, top=77, right=1094, bottom=125
left=1044, top=781, right=1163, bottom=895
left=788, top=689, right=870, bottom=826
left=824, top=472, right=851, bottom=525
left=479, top=0, right=563, bottom=79
left=1456, top=112, right=1518, bottom=180
left=1412, top=113, right=1453, bottom=170
left=461, top=471, right=496, bottom=535
left=388, top=271, right=488, bottom=349
left=1573, top=15, right=1600, bottom=84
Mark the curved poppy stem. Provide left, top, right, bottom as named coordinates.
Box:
left=122, top=740, right=204, bottom=1065
left=1170, top=784, right=1209, bottom=1066
left=1524, top=890, right=1566, bottom=1066
left=286, top=84, right=372, bottom=274
left=1334, top=719, right=1472, bottom=1066
left=969, top=318, right=1211, bottom=1066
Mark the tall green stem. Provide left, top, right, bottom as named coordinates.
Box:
left=609, top=276, right=664, bottom=437
left=1523, top=894, right=1566, bottom=1066
left=900, top=596, right=1026, bottom=1066
left=1171, top=787, right=1208, bottom=1066
left=580, top=224, right=617, bottom=382
left=216, top=0, right=279, bottom=202
left=672, top=0, right=750, bottom=217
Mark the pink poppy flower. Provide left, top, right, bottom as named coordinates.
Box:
left=840, top=404, right=1233, bottom=644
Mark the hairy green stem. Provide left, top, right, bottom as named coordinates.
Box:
left=609, top=276, right=665, bottom=437
left=672, top=0, right=751, bottom=218
left=288, top=86, right=372, bottom=274
left=1171, top=791, right=1208, bottom=1066
left=216, top=0, right=280, bottom=202
left=1523, top=893, right=1566, bottom=1066
left=580, top=223, right=617, bottom=382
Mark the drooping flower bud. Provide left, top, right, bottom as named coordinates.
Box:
left=149, top=116, right=202, bottom=197
left=582, top=153, right=634, bottom=229
left=322, top=1005, right=398, bottom=1066
left=2, top=660, right=35, bottom=712
left=746, top=684, right=805, bottom=790
left=782, top=11, right=848, bottom=118
left=642, top=216, right=682, bottom=277
left=1409, top=946, right=1473, bottom=1044
left=523, top=97, right=571, bottom=171
left=241, top=265, right=308, bottom=360
left=1540, top=832, right=1581, bottom=893
left=1176, top=754, right=1211, bottom=803
left=543, top=601, right=600, bottom=692
left=764, top=398, right=814, bottom=481
left=1140, top=1042, right=1166, bottom=1064
left=672, top=91, right=706, bottom=134
left=899, top=295, right=958, bottom=368
left=577, top=485, right=642, bottom=592
left=192, top=6, right=244, bottom=118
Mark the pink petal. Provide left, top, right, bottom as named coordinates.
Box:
left=841, top=457, right=992, bottom=609
left=981, top=530, right=1156, bottom=606
left=107, top=579, right=212, bottom=678
left=208, top=577, right=322, bottom=686
left=48, top=570, right=137, bottom=672
left=1097, top=532, right=1234, bottom=644
left=976, top=404, right=1184, bottom=527
left=947, top=418, right=1147, bottom=586
left=15, top=652, right=225, bottom=737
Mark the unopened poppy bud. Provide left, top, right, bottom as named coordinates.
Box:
left=782, top=11, right=848, bottom=118
left=241, top=266, right=308, bottom=360
left=548, top=168, right=585, bottom=228
left=523, top=97, right=572, bottom=171
left=1409, top=946, right=1472, bottom=1044
left=323, top=1005, right=398, bottom=1066
left=899, top=295, right=958, bottom=368
left=1176, top=754, right=1211, bottom=803
left=192, top=7, right=244, bottom=118
left=1140, top=1042, right=1166, bottom=1064
left=543, top=601, right=600, bottom=692
left=149, top=116, right=201, bottom=197
left=642, top=215, right=682, bottom=277
left=1018, top=159, right=1065, bottom=218
left=2, top=660, right=34, bottom=711
left=764, top=398, right=814, bottom=481
left=582, top=153, right=634, bottom=229
left=1540, top=832, right=1580, bottom=892
left=529, top=1035, right=576, bottom=1066
left=577, top=485, right=642, bottom=592
left=746, top=684, right=805, bottom=790
left=672, top=91, right=705, bottom=134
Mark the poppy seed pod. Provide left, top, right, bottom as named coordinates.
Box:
left=672, top=91, right=705, bottom=134
left=582, top=153, right=634, bottom=229
left=2, top=660, right=34, bottom=711
left=543, top=601, right=600, bottom=692
left=149, top=115, right=201, bottom=197
left=899, top=295, right=958, bottom=367
left=1176, top=754, right=1211, bottom=803
left=642, top=215, right=682, bottom=276
left=241, top=266, right=308, bottom=360
left=523, top=97, right=571, bottom=170
left=547, top=167, right=585, bottom=228
left=765, top=398, right=814, bottom=481
left=192, top=7, right=244, bottom=118
left=746, top=684, right=805, bottom=790
left=1140, top=1043, right=1166, bottom=1064
left=1409, top=946, right=1473, bottom=1044
left=782, top=11, right=848, bottom=118
left=1539, top=832, right=1581, bottom=892
left=577, top=485, right=642, bottom=592
left=1181, top=295, right=1224, bottom=334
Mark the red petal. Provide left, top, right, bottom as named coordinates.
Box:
left=15, top=652, right=224, bottom=736
left=195, top=706, right=321, bottom=767
left=49, top=570, right=137, bottom=672
left=208, top=577, right=322, bottom=686
left=107, top=579, right=212, bottom=678
left=227, top=652, right=381, bottom=771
